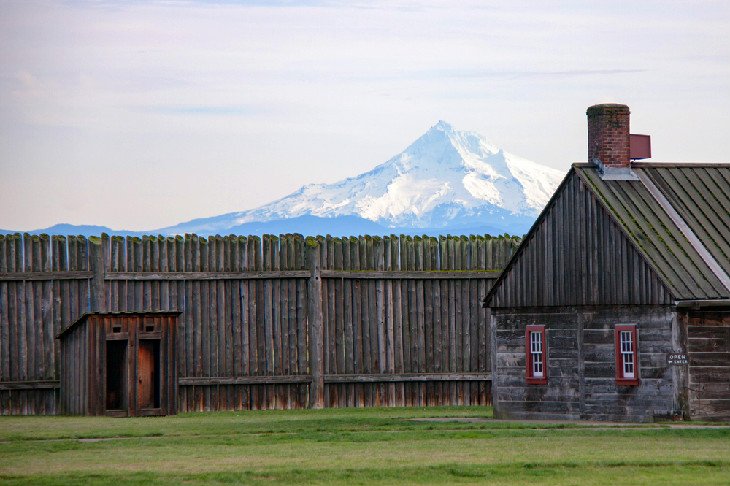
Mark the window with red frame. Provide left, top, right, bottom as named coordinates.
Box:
left=615, top=324, right=639, bottom=385
left=525, top=325, right=547, bottom=384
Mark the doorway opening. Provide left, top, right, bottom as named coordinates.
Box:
left=106, top=340, right=128, bottom=411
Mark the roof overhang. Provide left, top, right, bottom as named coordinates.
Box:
left=675, top=300, right=730, bottom=310
left=56, top=310, right=182, bottom=340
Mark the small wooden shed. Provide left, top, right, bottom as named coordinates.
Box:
left=57, top=311, right=180, bottom=416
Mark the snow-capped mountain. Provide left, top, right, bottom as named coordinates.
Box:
left=2, top=122, right=566, bottom=238
left=158, top=121, right=565, bottom=236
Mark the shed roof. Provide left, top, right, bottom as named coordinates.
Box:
left=576, top=163, right=730, bottom=301
left=57, top=311, right=181, bottom=340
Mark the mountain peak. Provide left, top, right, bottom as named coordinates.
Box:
left=431, top=120, right=454, bottom=132
left=157, top=122, right=566, bottom=237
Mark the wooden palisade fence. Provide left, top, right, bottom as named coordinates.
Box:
left=0, top=233, right=520, bottom=414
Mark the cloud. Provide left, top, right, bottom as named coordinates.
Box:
left=143, top=105, right=263, bottom=116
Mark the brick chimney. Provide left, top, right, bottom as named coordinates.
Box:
left=587, top=103, right=630, bottom=169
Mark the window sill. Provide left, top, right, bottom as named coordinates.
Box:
left=616, top=378, right=640, bottom=386
left=526, top=377, right=547, bottom=385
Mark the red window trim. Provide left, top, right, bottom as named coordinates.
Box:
left=615, top=324, right=640, bottom=386
left=525, top=325, right=547, bottom=385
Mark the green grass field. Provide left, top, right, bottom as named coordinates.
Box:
left=1, top=407, right=729, bottom=485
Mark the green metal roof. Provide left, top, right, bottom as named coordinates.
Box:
left=575, top=163, right=730, bottom=301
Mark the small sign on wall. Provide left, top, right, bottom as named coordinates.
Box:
left=668, top=352, right=688, bottom=365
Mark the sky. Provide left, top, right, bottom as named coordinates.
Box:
left=1, top=0, right=729, bottom=231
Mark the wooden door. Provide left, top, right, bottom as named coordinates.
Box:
left=137, top=340, right=158, bottom=410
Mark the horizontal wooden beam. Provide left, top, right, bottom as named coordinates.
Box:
left=179, top=375, right=312, bottom=386
left=178, top=373, right=492, bottom=387
left=105, top=271, right=310, bottom=281
left=0, top=380, right=60, bottom=390
left=1, top=269, right=501, bottom=283
left=324, top=373, right=492, bottom=383
left=0, top=272, right=93, bottom=281
left=320, top=270, right=501, bottom=280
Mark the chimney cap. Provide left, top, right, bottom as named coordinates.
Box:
left=586, top=103, right=630, bottom=118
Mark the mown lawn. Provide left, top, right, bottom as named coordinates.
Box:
left=1, top=406, right=729, bottom=485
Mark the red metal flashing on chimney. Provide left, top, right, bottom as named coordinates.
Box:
left=630, top=134, right=651, bottom=160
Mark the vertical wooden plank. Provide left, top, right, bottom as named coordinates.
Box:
left=392, top=236, right=403, bottom=405
left=423, top=237, right=434, bottom=405
left=108, top=237, right=118, bottom=312
left=15, top=234, right=25, bottom=414
left=200, top=236, right=212, bottom=411
left=20, top=235, right=31, bottom=407
left=40, top=235, right=54, bottom=412
left=446, top=237, right=456, bottom=404
left=307, top=240, right=324, bottom=409
left=414, top=236, right=426, bottom=405
left=262, top=235, right=274, bottom=408
left=400, top=236, right=411, bottom=378
left=236, top=237, right=248, bottom=409
left=272, top=235, right=282, bottom=409
left=294, top=235, right=307, bottom=408
left=469, top=237, right=480, bottom=404
left=367, top=236, right=378, bottom=406
left=325, top=236, right=337, bottom=407
left=333, top=237, right=346, bottom=407
left=353, top=237, right=364, bottom=406
left=361, top=236, right=372, bottom=406
left=159, top=237, right=170, bottom=311
left=247, top=236, right=259, bottom=408
left=477, top=238, right=488, bottom=404
left=374, top=237, right=386, bottom=406
left=384, top=236, right=395, bottom=406
left=190, top=235, right=203, bottom=411
left=286, top=236, right=298, bottom=408
left=256, top=236, right=267, bottom=409
left=207, top=237, right=219, bottom=410
left=0, top=236, right=8, bottom=413
left=403, top=236, right=419, bottom=407
left=52, top=236, right=65, bottom=379
left=28, top=236, right=40, bottom=414
left=220, top=236, right=231, bottom=411
left=149, top=237, right=159, bottom=311
left=342, top=237, right=354, bottom=407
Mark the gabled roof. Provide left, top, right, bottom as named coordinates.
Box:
left=485, top=162, right=730, bottom=306
left=577, top=163, right=730, bottom=301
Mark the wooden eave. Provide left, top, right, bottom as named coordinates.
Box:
left=56, top=311, right=181, bottom=340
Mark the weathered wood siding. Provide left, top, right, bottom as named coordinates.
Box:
left=0, top=235, right=90, bottom=415
left=489, top=171, right=674, bottom=309
left=320, top=236, right=495, bottom=407
left=686, top=310, right=730, bottom=420
left=493, top=306, right=678, bottom=421
left=1, top=233, right=518, bottom=414
left=59, top=319, right=89, bottom=415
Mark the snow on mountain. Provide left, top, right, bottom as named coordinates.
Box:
left=160, top=121, right=565, bottom=236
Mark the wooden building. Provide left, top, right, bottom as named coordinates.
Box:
left=57, top=312, right=179, bottom=416
left=484, top=104, right=730, bottom=422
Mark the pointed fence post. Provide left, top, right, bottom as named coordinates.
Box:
left=89, top=236, right=106, bottom=313
left=307, top=238, right=324, bottom=409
